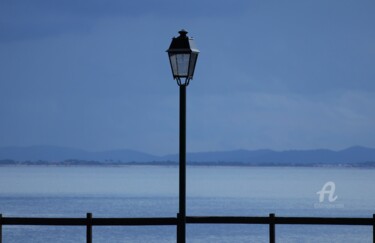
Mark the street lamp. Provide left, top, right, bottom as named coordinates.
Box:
left=167, top=29, right=199, bottom=86
left=167, top=29, right=199, bottom=243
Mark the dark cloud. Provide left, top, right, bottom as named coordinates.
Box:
left=0, top=0, right=247, bottom=42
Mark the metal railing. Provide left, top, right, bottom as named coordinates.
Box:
left=0, top=213, right=374, bottom=243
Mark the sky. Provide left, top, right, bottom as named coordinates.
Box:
left=1, top=0, right=375, bottom=155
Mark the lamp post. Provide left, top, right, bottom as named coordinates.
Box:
left=167, top=29, right=199, bottom=243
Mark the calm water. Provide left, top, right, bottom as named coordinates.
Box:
left=0, top=166, right=374, bottom=242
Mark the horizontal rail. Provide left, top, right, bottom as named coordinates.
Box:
left=187, top=216, right=373, bottom=225
left=1, top=216, right=372, bottom=226
left=1, top=213, right=374, bottom=243
left=2, top=217, right=177, bottom=226
left=276, top=216, right=373, bottom=225
left=187, top=216, right=270, bottom=224
left=2, top=217, right=87, bottom=226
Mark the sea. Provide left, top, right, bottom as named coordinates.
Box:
left=0, top=165, right=374, bottom=242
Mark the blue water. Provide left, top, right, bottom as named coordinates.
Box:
left=0, top=166, right=374, bottom=242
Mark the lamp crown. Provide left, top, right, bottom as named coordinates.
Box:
left=178, top=29, right=188, bottom=37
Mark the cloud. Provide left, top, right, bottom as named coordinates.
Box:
left=1, top=0, right=375, bottom=153
left=0, top=0, right=248, bottom=42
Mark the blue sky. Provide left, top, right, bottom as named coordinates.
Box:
left=1, top=0, right=374, bottom=155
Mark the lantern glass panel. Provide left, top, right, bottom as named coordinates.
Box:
left=188, top=52, right=198, bottom=77
left=169, top=53, right=191, bottom=77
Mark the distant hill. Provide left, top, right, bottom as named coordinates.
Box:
left=0, top=145, right=375, bottom=166
left=0, top=145, right=157, bottom=162
left=164, top=146, right=375, bottom=165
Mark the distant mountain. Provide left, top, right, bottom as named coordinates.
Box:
left=163, top=146, right=375, bottom=165
left=0, top=145, right=375, bottom=166
left=163, top=149, right=275, bottom=163
left=91, top=149, right=157, bottom=162
left=0, top=146, right=157, bottom=162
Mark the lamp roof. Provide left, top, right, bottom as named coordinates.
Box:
left=167, top=29, right=200, bottom=53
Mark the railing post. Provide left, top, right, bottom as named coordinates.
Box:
left=0, top=213, right=2, bottom=243
left=269, top=213, right=275, bottom=243
left=177, top=213, right=179, bottom=242
left=87, top=213, right=92, bottom=243
left=177, top=212, right=186, bottom=243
